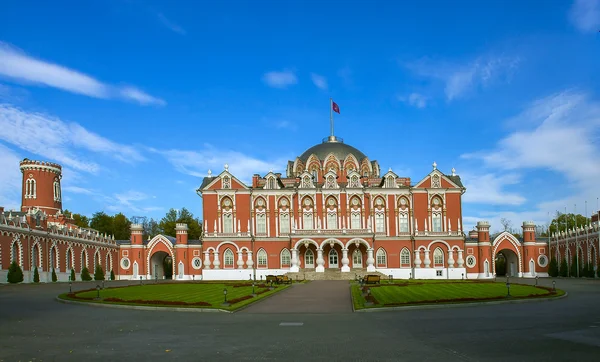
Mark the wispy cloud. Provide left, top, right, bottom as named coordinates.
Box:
left=0, top=104, right=145, bottom=174
left=262, top=69, right=298, bottom=89
left=461, top=172, right=526, bottom=206
left=569, top=0, right=600, bottom=33
left=151, top=145, right=289, bottom=183
left=310, top=73, right=328, bottom=90
left=62, top=186, right=94, bottom=195
left=398, top=92, right=428, bottom=108
left=461, top=90, right=600, bottom=232
left=156, top=12, right=186, bottom=35
left=405, top=55, right=520, bottom=101
left=0, top=42, right=165, bottom=106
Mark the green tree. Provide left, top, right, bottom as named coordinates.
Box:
left=112, top=213, right=131, bottom=240
left=159, top=208, right=203, bottom=239
left=81, top=266, right=92, bottom=281
left=143, top=218, right=162, bottom=240
left=64, top=209, right=90, bottom=228
left=90, top=211, right=113, bottom=235
left=33, top=267, right=40, bottom=283
left=7, top=261, right=24, bottom=283
left=559, top=259, right=568, bottom=277
left=570, top=255, right=581, bottom=277
left=94, top=265, right=105, bottom=281
left=70, top=269, right=75, bottom=282
left=51, top=268, right=57, bottom=282
left=549, top=212, right=591, bottom=235
left=548, top=258, right=559, bottom=277
left=110, top=269, right=115, bottom=281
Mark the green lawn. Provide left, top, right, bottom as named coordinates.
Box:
left=352, top=281, right=564, bottom=310
left=60, top=282, right=289, bottom=311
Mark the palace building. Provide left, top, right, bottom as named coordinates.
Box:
left=1, top=135, right=568, bottom=283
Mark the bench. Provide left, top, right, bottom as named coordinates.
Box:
left=277, top=276, right=292, bottom=284
left=362, top=275, right=381, bottom=284
left=265, top=275, right=278, bottom=284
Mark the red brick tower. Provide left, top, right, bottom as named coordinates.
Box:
left=522, top=221, right=537, bottom=276
left=476, top=221, right=492, bottom=277
left=19, top=159, right=63, bottom=215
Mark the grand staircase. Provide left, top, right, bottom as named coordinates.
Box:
left=284, top=269, right=388, bottom=281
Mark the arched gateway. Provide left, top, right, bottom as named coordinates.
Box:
left=492, top=232, right=523, bottom=277
left=146, top=235, right=175, bottom=280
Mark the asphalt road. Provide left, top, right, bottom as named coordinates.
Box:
left=0, top=278, right=599, bottom=361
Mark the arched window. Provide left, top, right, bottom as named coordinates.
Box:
left=311, top=168, right=318, bottom=180
left=305, top=249, right=315, bottom=268
left=302, top=197, right=314, bottom=229
left=279, top=213, right=290, bottom=234
left=223, top=249, right=234, bottom=268
left=431, top=197, right=443, bottom=232
left=50, top=247, right=57, bottom=270
left=54, top=181, right=61, bottom=201
left=433, top=248, right=444, bottom=267
left=352, top=249, right=362, bottom=267
left=375, top=212, right=385, bottom=233
left=399, top=214, right=409, bottom=233
left=256, top=213, right=266, bottom=234
left=94, top=251, right=100, bottom=270
left=385, top=176, right=395, bottom=188
left=329, top=249, right=338, bottom=268
left=66, top=249, right=72, bottom=271
left=350, top=197, right=362, bottom=229
left=280, top=249, right=291, bottom=267
left=257, top=249, right=267, bottom=268
left=400, top=248, right=411, bottom=267
left=268, top=177, right=276, bottom=189
left=376, top=248, right=387, bottom=267
left=221, top=197, right=234, bottom=233
left=32, top=243, right=41, bottom=268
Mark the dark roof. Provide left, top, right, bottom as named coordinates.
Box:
left=165, top=236, right=176, bottom=244
left=199, top=176, right=216, bottom=190
left=188, top=239, right=202, bottom=245
left=115, top=240, right=130, bottom=245
left=298, top=137, right=367, bottom=162
left=446, top=175, right=464, bottom=188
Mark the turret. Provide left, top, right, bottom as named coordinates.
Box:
left=20, top=159, right=63, bottom=215
left=522, top=221, right=536, bottom=243
left=476, top=221, right=490, bottom=243
left=175, top=223, right=188, bottom=244
left=130, top=224, right=144, bottom=245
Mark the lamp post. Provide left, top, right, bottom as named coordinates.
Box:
left=535, top=276, right=539, bottom=287
left=69, top=279, right=72, bottom=293
left=102, top=280, right=105, bottom=290
left=552, top=280, right=556, bottom=292
left=140, top=276, right=142, bottom=285
left=252, top=282, right=256, bottom=297
left=95, top=285, right=100, bottom=300
left=222, top=288, right=229, bottom=306
left=365, top=287, right=373, bottom=306
left=506, top=282, right=511, bottom=297
left=461, top=273, right=464, bottom=280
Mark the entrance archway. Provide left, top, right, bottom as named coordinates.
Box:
left=495, top=249, right=519, bottom=277
left=150, top=251, right=173, bottom=279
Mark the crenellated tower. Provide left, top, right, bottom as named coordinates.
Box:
left=19, top=159, right=63, bottom=215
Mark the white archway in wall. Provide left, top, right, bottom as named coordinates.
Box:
left=294, top=238, right=319, bottom=250
left=344, top=238, right=370, bottom=249
left=66, top=246, right=75, bottom=271
left=31, top=241, right=43, bottom=269
left=133, top=261, right=139, bottom=279
left=10, top=236, right=23, bottom=266
left=320, top=238, right=345, bottom=249
left=49, top=244, right=59, bottom=271
left=81, top=249, right=89, bottom=271
left=529, top=258, right=536, bottom=276
left=216, top=241, right=240, bottom=253
left=427, top=239, right=451, bottom=251
left=491, top=232, right=523, bottom=276
left=146, top=235, right=175, bottom=276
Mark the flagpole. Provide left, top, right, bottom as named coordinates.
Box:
left=330, top=98, right=334, bottom=138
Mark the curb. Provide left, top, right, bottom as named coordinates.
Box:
left=354, top=292, right=568, bottom=312
left=55, top=297, right=232, bottom=313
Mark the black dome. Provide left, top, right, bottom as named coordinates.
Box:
left=298, top=136, right=367, bottom=162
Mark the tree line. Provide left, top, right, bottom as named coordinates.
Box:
left=63, top=207, right=202, bottom=240
left=495, top=212, right=593, bottom=239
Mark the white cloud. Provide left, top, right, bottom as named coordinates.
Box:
left=0, top=42, right=165, bottom=106
left=569, top=0, right=600, bottom=33
left=63, top=186, right=93, bottom=195
left=310, top=73, right=328, bottom=90
left=0, top=143, right=22, bottom=210
left=152, top=145, right=289, bottom=183
left=398, top=93, right=428, bottom=108
left=262, top=70, right=297, bottom=89
left=0, top=104, right=145, bottom=173
left=156, top=13, right=186, bottom=35
left=461, top=172, right=526, bottom=206
left=461, top=90, right=600, bottom=232
left=274, top=120, right=297, bottom=131
left=405, top=55, right=520, bottom=101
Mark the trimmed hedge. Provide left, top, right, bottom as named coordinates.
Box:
left=7, top=261, right=24, bottom=283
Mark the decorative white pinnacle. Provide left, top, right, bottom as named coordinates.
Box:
left=432, top=161, right=437, bottom=170
left=208, top=169, right=212, bottom=177
left=388, top=167, right=392, bottom=172
left=451, top=167, right=456, bottom=176
left=269, top=169, right=273, bottom=173
left=224, top=164, right=229, bottom=172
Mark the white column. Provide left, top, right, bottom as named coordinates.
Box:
left=203, top=251, right=211, bottom=269
left=448, top=249, right=455, bottom=268
left=424, top=250, right=431, bottom=268
left=341, top=248, right=350, bottom=272
left=457, top=250, right=464, bottom=267
left=414, top=249, right=421, bottom=268
left=316, top=248, right=325, bottom=272
left=290, top=248, right=299, bottom=272
left=246, top=251, right=254, bottom=268
left=366, top=248, right=375, bottom=272
left=213, top=251, right=220, bottom=269
left=237, top=251, right=244, bottom=269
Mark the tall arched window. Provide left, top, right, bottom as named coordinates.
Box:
left=433, top=248, right=444, bottom=267
left=305, top=249, right=315, bottom=268
left=50, top=247, right=57, bottom=271
left=278, top=197, right=290, bottom=234
left=256, top=213, right=266, bottom=234
left=280, top=249, right=291, bottom=267
left=257, top=249, right=267, bottom=268
left=221, top=197, right=234, bottom=233
left=81, top=250, right=88, bottom=271
left=302, top=197, right=314, bottom=229
left=376, top=248, right=387, bottom=267
left=268, top=177, right=276, bottom=189
left=385, top=176, right=395, bottom=188
left=53, top=181, right=61, bottom=201
left=326, top=197, right=338, bottom=229
left=350, top=197, right=362, bottom=229
left=66, top=249, right=72, bottom=271
left=329, top=249, right=338, bottom=268
left=374, top=197, right=385, bottom=233
left=352, top=249, right=362, bottom=267
left=431, top=197, right=443, bottom=232
left=223, top=249, right=234, bottom=268
left=400, top=248, right=411, bottom=267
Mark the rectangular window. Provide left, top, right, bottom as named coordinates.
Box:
left=303, top=213, right=313, bottom=229
left=351, top=213, right=361, bottom=229
left=256, top=214, right=266, bottom=234
left=123, top=250, right=128, bottom=257
left=375, top=214, right=385, bottom=232
left=436, top=270, right=443, bottom=277
left=399, top=215, right=409, bottom=233
left=327, top=213, right=338, bottom=229
left=223, top=214, right=233, bottom=233
left=279, top=213, right=290, bottom=234
left=432, top=215, right=442, bottom=232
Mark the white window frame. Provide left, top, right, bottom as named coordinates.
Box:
left=400, top=248, right=411, bottom=267
left=257, top=249, right=268, bottom=268
left=376, top=248, right=387, bottom=267
left=280, top=249, right=291, bottom=267
left=433, top=248, right=444, bottom=267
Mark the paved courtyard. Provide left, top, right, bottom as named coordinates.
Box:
left=1, top=278, right=599, bottom=361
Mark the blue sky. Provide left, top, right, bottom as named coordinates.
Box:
left=1, top=0, right=599, bottom=232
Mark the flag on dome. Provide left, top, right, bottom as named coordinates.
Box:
left=332, top=100, right=340, bottom=114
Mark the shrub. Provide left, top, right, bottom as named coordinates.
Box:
left=81, top=267, right=92, bottom=281
left=51, top=268, right=58, bottom=282
left=70, top=269, right=75, bottom=282
left=559, top=259, right=568, bottom=277
left=110, top=269, right=115, bottom=281
left=94, top=265, right=105, bottom=281
left=33, top=267, right=40, bottom=283
left=7, top=261, right=24, bottom=283
left=548, top=258, right=559, bottom=277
